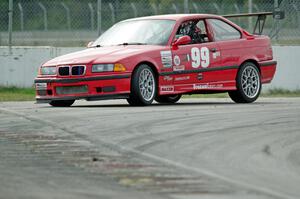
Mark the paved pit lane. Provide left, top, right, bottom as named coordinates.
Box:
left=0, top=98, right=299, bottom=199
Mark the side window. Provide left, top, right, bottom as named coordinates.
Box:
left=207, top=19, right=241, bottom=41
left=175, top=20, right=210, bottom=44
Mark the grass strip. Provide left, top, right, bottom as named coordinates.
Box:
left=0, top=87, right=35, bottom=102
left=0, top=87, right=299, bottom=102
left=261, top=88, right=300, bottom=97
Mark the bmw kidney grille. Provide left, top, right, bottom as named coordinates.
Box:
left=72, top=66, right=85, bottom=75
left=58, top=65, right=85, bottom=76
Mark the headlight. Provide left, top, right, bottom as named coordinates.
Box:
left=40, top=66, right=56, bottom=75
left=92, top=63, right=126, bottom=73
left=92, top=64, right=114, bottom=72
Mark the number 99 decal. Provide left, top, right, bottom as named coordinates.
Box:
left=191, top=47, right=210, bottom=68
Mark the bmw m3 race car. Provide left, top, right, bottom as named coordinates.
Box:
left=35, top=13, right=276, bottom=106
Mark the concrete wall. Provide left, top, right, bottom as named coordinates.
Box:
left=268, top=46, right=300, bottom=90
left=0, top=47, right=83, bottom=88
left=0, top=46, right=299, bottom=90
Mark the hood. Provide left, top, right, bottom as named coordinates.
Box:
left=43, top=45, right=165, bottom=66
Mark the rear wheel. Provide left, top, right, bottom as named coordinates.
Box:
left=155, top=94, right=182, bottom=104
left=229, top=62, right=261, bottom=103
left=49, top=100, right=75, bottom=107
left=127, top=64, right=156, bottom=106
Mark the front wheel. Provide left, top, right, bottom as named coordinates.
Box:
left=229, top=62, right=261, bottom=103
left=49, top=100, right=75, bottom=107
left=155, top=94, right=182, bottom=104
left=127, top=64, right=156, bottom=106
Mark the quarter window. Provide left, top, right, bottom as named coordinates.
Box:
left=207, top=19, right=241, bottom=41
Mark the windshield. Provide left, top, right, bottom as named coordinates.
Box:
left=93, top=19, right=176, bottom=47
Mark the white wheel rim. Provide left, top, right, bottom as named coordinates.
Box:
left=139, top=68, right=155, bottom=101
left=241, top=65, right=260, bottom=98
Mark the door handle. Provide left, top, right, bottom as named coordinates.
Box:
left=210, top=48, right=217, bottom=52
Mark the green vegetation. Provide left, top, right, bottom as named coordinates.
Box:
left=273, top=40, right=300, bottom=46
left=0, top=87, right=35, bottom=102
left=0, top=87, right=299, bottom=102
left=1, top=0, right=299, bottom=46
left=0, top=0, right=277, bottom=31
left=261, top=88, right=300, bottom=97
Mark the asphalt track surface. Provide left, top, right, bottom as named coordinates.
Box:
left=0, top=98, right=300, bottom=199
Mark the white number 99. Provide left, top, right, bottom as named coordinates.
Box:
left=191, top=47, right=200, bottom=68
left=201, top=47, right=209, bottom=68
left=191, top=47, right=210, bottom=68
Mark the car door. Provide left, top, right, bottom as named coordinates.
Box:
left=171, top=19, right=223, bottom=92
left=205, top=18, right=244, bottom=88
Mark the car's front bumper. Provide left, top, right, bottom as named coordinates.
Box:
left=35, top=74, right=131, bottom=103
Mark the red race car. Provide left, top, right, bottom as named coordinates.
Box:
left=35, top=13, right=276, bottom=106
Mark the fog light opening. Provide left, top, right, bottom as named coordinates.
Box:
left=96, top=87, right=102, bottom=93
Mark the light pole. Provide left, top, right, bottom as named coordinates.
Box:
left=97, top=0, right=102, bottom=36
left=8, top=0, right=13, bottom=54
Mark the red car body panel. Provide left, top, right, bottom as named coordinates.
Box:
left=35, top=14, right=276, bottom=102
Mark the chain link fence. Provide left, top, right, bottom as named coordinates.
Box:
left=0, top=0, right=299, bottom=47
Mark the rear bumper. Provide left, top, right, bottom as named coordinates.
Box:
left=35, top=74, right=131, bottom=103
left=259, top=60, right=277, bottom=84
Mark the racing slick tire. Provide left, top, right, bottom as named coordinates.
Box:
left=127, top=64, right=156, bottom=106
left=229, top=62, right=261, bottom=103
left=49, top=100, right=75, bottom=107
left=155, top=94, right=182, bottom=104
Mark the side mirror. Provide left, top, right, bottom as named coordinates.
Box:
left=172, top=35, right=191, bottom=46
left=87, top=41, right=94, bottom=48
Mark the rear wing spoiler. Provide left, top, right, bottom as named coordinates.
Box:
left=223, top=11, right=285, bottom=35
